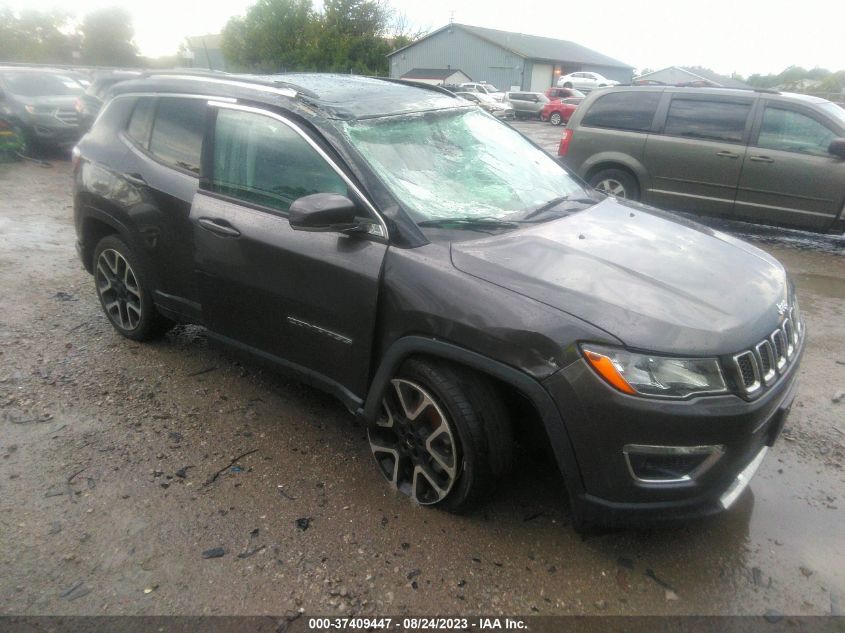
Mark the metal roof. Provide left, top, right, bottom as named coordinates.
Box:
left=388, top=23, right=633, bottom=70
left=401, top=68, right=468, bottom=80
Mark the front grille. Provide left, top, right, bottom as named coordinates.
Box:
left=55, top=108, right=78, bottom=125
left=731, top=305, right=802, bottom=396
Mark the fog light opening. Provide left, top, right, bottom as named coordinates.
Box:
left=623, top=444, right=724, bottom=483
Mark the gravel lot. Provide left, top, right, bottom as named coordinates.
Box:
left=1, top=143, right=844, bottom=618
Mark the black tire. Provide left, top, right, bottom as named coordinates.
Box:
left=549, top=112, right=563, bottom=126
left=92, top=235, right=170, bottom=341
left=368, top=357, right=513, bottom=513
left=588, top=167, right=640, bottom=200
left=563, top=82, right=573, bottom=89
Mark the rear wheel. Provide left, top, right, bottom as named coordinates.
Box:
left=563, top=82, right=573, bottom=88
left=549, top=112, right=563, bottom=126
left=588, top=168, right=640, bottom=200
left=93, top=235, right=170, bottom=341
left=367, top=358, right=512, bottom=512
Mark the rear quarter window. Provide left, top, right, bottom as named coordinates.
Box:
left=148, top=97, right=207, bottom=175
left=126, top=97, right=155, bottom=148
left=581, top=91, right=661, bottom=132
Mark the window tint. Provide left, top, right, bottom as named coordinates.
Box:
left=581, top=91, right=661, bottom=132
left=149, top=98, right=206, bottom=174
left=664, top=98, right=751, bottom=143
left=757, top=107, right=837, bottom=156
left=126, top=97, right=155, bottom=148
left=211, top=109, right=348, bottom=214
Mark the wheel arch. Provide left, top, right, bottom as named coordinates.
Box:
left=77, top=207, right=129, bottom=274
left=359, top=336, right=586, bottom=503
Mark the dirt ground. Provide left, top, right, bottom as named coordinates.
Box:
left=1, top=146, right=844, bottom=618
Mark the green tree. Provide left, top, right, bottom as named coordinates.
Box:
left=0, top=8, right=78, bottom=63
left=79, top=7, right=138, bottom=67
left=222, top=0, right=316, bottom=72
left=312, top=0, right=392, bottom=74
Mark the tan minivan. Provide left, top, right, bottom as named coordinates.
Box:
left=559, top=86, right=845, bottom=234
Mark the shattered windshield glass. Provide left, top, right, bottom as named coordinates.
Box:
left=339, top=108, right=582, bottom=222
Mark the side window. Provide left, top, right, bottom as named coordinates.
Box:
left=149, top=97, right=206, bottom=174
left=126, top=97, right=155, bottom=148
left=663, top=98, right=751, bottom=143
left=581, top=91, right=661, bottom=132
left=756, top=107, right=837, bottom=156
left=210, top=108, right=348, bottom=215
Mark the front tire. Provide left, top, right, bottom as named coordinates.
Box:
left=549, top=112, right=563, bottom=126
left=93, top=235, right=170, bottom=341
left=367, top=358, right=512, bottom=512
left=563, top=82, right=573, bottom=89
left=588, top=168, right=640, bottom=200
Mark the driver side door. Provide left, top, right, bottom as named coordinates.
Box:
left=190, top=103, right=388, bottom=401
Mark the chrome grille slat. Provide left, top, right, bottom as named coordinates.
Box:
left=731, top=301, right=802, bottom=396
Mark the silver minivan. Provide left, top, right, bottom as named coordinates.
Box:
left=560, top=86, right=845, bottom=234
left=506, top=91, right=550, bottom=119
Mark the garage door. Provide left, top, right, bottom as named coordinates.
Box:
left=530, top=63, right=553, bottom=91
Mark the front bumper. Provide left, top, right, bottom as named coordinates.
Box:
left=543, top=340, right=802, bottom=525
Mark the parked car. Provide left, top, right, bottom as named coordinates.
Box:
left=458, top=82, right=505, bottom=101
left=455, top=91, right=514, bottom=119
left=557, top=72, right=619, bottom=91
left=545, top=87, right=585, bottom=101
left=506, top=91, right=550, bottom=119
left=76, top=70, right=142, bottom=132
left=540, top=97, right=583, bottom=126
left=560, top=85, right=845, bottom=234
left=0, top=67, right=84, bottom=153
left=74, top=73, right=802, bottom=527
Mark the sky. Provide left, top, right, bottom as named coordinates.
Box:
left=4, top=0, right=844, bottom=77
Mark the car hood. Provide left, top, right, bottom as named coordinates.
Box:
left=450, top=198, right=789, bottom=355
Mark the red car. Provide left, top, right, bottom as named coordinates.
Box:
left=544, top=87, right=585, bottom=101
left=540, top=97, right=582, bottom=126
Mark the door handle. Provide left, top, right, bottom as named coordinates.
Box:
left=124, top=172, right=147, bottom=186
left=716, top=151, right=739, bottom=158
left=197, top=217, right=241, bottom=238
left=749, top=155, right=775, bottom=163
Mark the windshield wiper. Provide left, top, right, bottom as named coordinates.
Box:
left=521, top=195, right=597, bottom=221
left=417, top=216, right=523, bottom=229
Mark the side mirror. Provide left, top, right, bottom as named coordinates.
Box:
left=828, top=138, right=845, bottom=159
left=289, top=193, right=369, bottom=233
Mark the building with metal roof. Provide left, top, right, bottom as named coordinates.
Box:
left=388, top=23, right=634, bottom=93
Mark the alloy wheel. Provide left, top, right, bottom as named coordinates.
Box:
left=95, top=249, right=142, bottom=330
left=594, top=178, right=627, bottom=198
left=550, top=112, right=562, bottom=126
left=368, top=379, right=459, bottom=505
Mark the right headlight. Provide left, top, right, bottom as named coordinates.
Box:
left=581, top=344, right=727, bottom=399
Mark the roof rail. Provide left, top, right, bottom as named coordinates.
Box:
left=376, top=77, right=459, bottom=98
left=130, top=71, right=319, bottom=99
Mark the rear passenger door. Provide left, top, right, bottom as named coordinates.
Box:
left=643, top=94, right=754, bottom=215
left=734, top=100, right=845, bottom=231
left=120, top=95, right=207, bottom=319
left=190, top=103, right=388, bottom=400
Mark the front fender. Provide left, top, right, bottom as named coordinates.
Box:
left=359, top=335, right=587, bottom=512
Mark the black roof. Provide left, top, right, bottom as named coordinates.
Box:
left=109, top=72, right=464, bottom=120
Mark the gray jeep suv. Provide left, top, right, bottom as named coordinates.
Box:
left=73, top=73, right=803, bottom=528
left=559, top=86, right=845, bottom=234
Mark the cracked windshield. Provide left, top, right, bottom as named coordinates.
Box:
left=341, top=108, right=581, bottom=221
